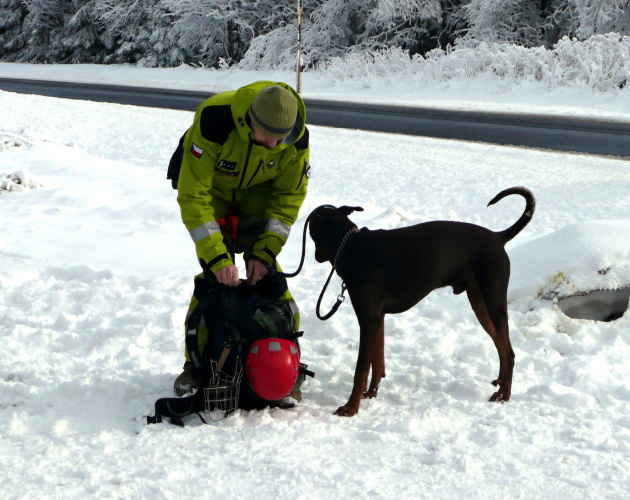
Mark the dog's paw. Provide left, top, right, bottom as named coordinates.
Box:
left=362, top=388, right=378, bottom=399
left=489, top=390, right=510, bottom=403
left=334, top=405, right=359, bottom=417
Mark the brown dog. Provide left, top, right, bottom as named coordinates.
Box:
left=308, top=187, right=535, bottom=416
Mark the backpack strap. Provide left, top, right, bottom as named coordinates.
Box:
left=185, top=285, right=219, bottom=375
left=147, top=390, right=205, bottom=426
left=166, top=132, right=186, bottom=189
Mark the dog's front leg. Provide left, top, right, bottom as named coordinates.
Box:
left=335, top=309, right=382, bottom=417
left=335, top=336, right=371, bottom=417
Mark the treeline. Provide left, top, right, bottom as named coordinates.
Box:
left=0, top=0, right=628, bottom=69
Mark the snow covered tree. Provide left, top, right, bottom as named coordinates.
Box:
left=160, top=0, right=256, bottom=67
left=359, top=0, right=444, bottom=55
left=0, top=1, right=101, bottom=63
left=456, top=0, right=547, bottom=48
left=240, top=0, right=299, bottom=34
left=19, top=0, right=67, bottom=61
left=296, top=0, right=374, bottom=65
left=50, top=1, right=108, bottom=63
left=565, top=0, right=630, bottom=39
left=143, top=2, right=188, bottom=66
left=539, top=0, right=630, bottom=46
left=242, top=0, right=466, bottom=69
left=0, top=0, right=27, bottom=60
left=0, top=0, right=627, bottom=67
left=238, top=0, right=321, bottom=69
left=433, top=0, right=469, bottom=50
left=93, top=0, right=180, bottom=66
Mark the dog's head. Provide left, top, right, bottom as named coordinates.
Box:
left=308, top=205, right=364, bottom=263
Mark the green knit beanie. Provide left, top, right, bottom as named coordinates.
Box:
left=248, top=85, right=298, bottom=139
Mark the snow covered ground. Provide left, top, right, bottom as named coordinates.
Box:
left=1, top=64, right=629, bottom=499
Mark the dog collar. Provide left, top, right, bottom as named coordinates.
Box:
left=333, top=227, right=360, bottom=271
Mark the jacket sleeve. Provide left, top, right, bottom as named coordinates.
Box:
left=251, top=142, right=310, bottom=266
left=176, top=124, right=233, bottom=273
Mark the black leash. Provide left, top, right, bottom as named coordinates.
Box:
left=278, top=204, right=335, bottom=278
left=315, top=268, right=347, bottom=320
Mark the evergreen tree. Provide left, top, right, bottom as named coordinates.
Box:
left=53, top=1, right=108, bottom=63
left=93, top=0, right=176, bottom=66
left=0, top=0, right=27, bottom=60
left=20, top=0, right=66, bottom=61
left=145, top=1, right=187, bottom=66
left=162, top=0, right=260, bottom=67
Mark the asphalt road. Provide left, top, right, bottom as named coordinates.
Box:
left=1, top=77, right=629, bottom=159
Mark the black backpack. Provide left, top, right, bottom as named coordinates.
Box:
left=147, top=273, right=313, bottom=426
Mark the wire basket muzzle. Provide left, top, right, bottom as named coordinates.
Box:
left=204, top=356, right=243, bottom=421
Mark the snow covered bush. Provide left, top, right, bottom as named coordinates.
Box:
left=321, top=46, right=420, bottom=85
left=551, top=33, right=630, bottom=91
left=0, top=168, right=43, bottom=193
left=322, top=33, right=630, bottom=92
left=426, top=42, right=553, bottom=82
left=1, top=131, right=33, bottom=150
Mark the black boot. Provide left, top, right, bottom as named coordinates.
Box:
left=173, top=361, right=199, bottom=396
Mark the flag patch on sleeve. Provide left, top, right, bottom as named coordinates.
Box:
left=190, top=143, right=204, bottom=158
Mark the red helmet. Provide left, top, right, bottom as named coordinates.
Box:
left=246, top=339, right=300, bottom=400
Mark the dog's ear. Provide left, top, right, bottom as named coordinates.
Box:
left=339, top=206, right=364, bottom=216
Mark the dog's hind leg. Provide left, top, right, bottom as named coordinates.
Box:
left=363, top=313, right=386, bottom=400
left=466, top=281, right=514, bottom=403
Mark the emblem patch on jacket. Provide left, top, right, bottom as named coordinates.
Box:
left=190, top=143, right=204, bottom=158
left=218, top=160, right=237, bottom=171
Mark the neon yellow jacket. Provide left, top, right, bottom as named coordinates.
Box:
left=177, top=81, right=310, bottom=273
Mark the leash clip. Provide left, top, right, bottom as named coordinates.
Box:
left=316, top=274, right=349, bottom=320
left=337, top=282, right=348, bottom=303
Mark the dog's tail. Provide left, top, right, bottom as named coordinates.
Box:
left=488, top=186, right=536, bottom=244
